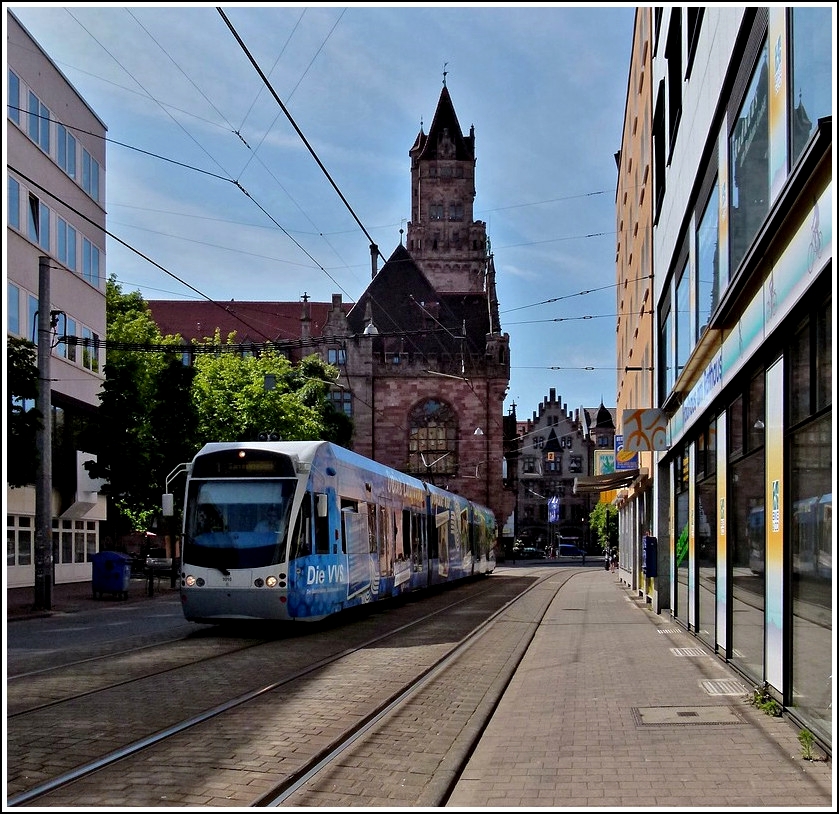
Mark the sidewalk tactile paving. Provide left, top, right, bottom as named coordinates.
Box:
left=701, top=678, right=749, bottom=696
left=670, top=646, right=711, bottom=657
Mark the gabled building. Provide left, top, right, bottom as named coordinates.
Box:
left=147, top=82, right=515, bottom=529
left=514, top=388, right=615, bottom=553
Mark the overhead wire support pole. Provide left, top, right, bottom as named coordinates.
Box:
left=34, top=256, right=53, bottom=610
left=217, top=8, right=386, bottom=267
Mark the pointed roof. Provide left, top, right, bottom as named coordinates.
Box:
left=346, top=244, right=490, bottom=358
left=595, top=402, right=616, bottom=430
left=409, top=85, right=474, bottom=162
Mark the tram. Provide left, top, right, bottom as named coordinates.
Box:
left=177, top=440, right=497, bottom=623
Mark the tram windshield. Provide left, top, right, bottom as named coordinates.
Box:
left=184, top=479, right=296, bottom=568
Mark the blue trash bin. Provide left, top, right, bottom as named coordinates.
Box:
left=92, top=551, right=132, bottom=600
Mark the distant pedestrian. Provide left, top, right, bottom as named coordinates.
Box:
left=581, top=549, right=586, bottom=566
left=610, top=547, right=618, bottom=573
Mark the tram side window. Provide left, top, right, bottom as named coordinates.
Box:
left=460, top=508, right=470, bottom=554
left=367, top=503, right=377, bottom=554
left=314, top=492, right=330, bottom=555
left=340, top=499, right=360, bottom=555
left=379, top=506, right=393, bottom=574
left=411, top=509, right=423, bottom=569
left=401, top=509, right=412, bottom=561
left=291, top=494, right=312, bottom=558
left=427, top=512, right=439, bottom=560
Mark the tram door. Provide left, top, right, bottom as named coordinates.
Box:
left=342, top=500, right=371, bottom=601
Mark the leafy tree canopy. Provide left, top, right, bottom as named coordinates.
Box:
left=92, top=284, right=349, bottom=537
left=191, top=330, right=343, bottom=443
left=6, top=337, right=41, bottom=487
left=588, top=500, right=618, bottom=552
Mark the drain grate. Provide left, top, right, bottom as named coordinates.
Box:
left=633, top=705, right=744, bottom=726
left=670, top=647, right=710, bottom=657
left=701, top=678, right=748, bottom=696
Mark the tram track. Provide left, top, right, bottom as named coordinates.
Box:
left=259, top=573, right=572, bottom=807
left=7, top=571, right=554, bottom=807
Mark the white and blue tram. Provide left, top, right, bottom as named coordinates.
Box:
left=178, top=441, right=497, bottom=623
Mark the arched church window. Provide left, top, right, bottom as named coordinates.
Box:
left=407, top=399, right=457, bottom=477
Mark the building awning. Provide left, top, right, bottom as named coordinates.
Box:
left=573, top=468, right=641, bottom=494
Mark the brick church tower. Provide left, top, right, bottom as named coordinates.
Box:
left=146, top=80, right=515, bottom=530
left=337, top=79, right=514, bottom=527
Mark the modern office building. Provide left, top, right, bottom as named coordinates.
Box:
left=6, top=10, right=108, bottom=589
left=637, top=6, right=833, bottom=750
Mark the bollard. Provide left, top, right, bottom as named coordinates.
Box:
left=146, top=566, right=154, bottom=596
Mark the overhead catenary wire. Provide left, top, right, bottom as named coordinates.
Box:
left=217, top=7, right=387, bottom=269
left=14, top=8, right=623, bottom=434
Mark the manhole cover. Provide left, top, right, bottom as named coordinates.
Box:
left=633, top=706, right=744, bottom=726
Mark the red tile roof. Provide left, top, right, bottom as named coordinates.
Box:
left=146, top=300, right=352, bottom=345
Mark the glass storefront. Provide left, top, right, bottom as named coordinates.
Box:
left=695, top=427, right=716, bottom=647
left=788, top=300, right=832, bottom=744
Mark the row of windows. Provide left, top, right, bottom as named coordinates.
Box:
left=429, top=203, right=465, bottom=221
left=7, top=516, right=99, bottom=567
left=657, top=7, right=831, bottom=397
left=7, top=281, right=101, bottom=373
left=8, top=177, right=104, bottom=289
left=427, top=165, right=464, bottom=179
left=532, top=434, right=601, bottom=450
left=8, top=69, right=101, bottom=201
left=522, top=455, right=583, bottom=475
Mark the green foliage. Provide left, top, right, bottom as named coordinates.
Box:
left=88, top=277, right=192, bottom=537
left=6, top=337, right=42, bottom=487
left=749, top=682, right=782, bottom=717
left=588, top=501, right=618, bottom=553
left=191, top=333, right=344, bottom=444
left=91, top=281, right=350, bottom=538
left=798, top=728, right=816, bottom=760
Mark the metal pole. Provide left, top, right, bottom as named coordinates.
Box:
left=34, top=256, right=53, bottom=610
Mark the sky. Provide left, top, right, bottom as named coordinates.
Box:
left=7, top=2, right=637, bottom=422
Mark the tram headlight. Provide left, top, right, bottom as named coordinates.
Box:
left=265, top=575, right=278, bottom=588
left=184, top=574, right=197, bottom=587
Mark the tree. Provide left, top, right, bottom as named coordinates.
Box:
left=6, top=337, right=41, bottom=487
left=588, top=500, right=618, bottom=553
left=86, top=276, right=187, bottom=539
left=190, top=332, right=345, bottom=443
left=90, top=280, right=350, bottom=540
